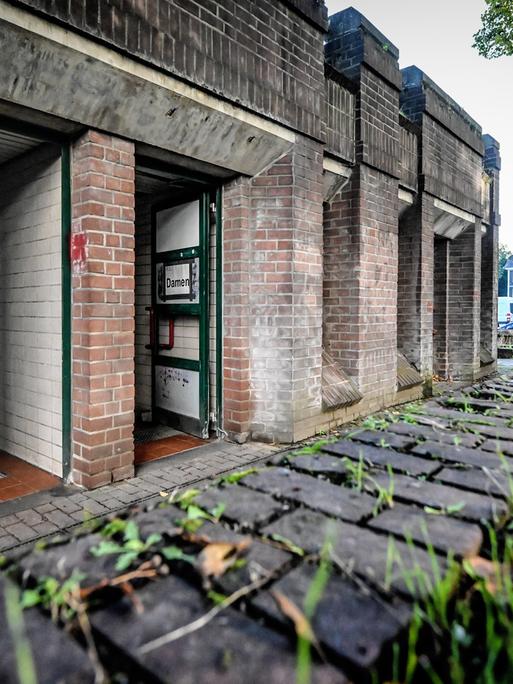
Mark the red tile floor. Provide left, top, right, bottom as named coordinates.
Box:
left=134, top=434, right=205, bottom=465
left=0, top=451, right=60, bottom=502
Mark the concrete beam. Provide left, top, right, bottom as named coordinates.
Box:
left=0, top=3, right=295, bottom=176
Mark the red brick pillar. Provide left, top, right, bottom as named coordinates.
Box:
left=397, top=194, right=435, bottom=386
left=71, top=131, right=135, bottom=488
left=222, top=177, right=252, bottom=442
left=448, top=221, right=482, bottom=380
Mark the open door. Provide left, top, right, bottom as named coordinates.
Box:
left=150, top=193, right=210, bottom=438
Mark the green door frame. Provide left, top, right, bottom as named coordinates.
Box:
left=151, top=191, right=211, bottom=438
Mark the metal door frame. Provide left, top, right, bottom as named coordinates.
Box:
left=150, top=191, right=210, bottom=437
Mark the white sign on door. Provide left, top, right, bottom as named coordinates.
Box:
left=165, top=262, right=192, bottom=298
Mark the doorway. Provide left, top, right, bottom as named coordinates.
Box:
left=134, top=160, right=220, bottom=464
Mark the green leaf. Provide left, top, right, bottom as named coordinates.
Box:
left=174, top=488, right=200, bottom=509
left=100, top=518, right=127, bottom=538
left=186, top=505, right=211, bottom=521
left=219, top=468, right=259, bottom=485
left=145, top=533, right=162, bottom=547
left=270, top=533, right=305, bottom=556
left=123, top=520, right=140, bottom=542
left=161, top=546, right=195, bottom=564
left=115, top=552, right=139, bottom=571
left=210, top=502, right=226, bottom=519
left=207, top=590, right=228, bottom=605
left=90, top=540, right=123, bottom=557
left=446, top=502, right=466, bottom=515
left=20, top=589, right=43, bottom=609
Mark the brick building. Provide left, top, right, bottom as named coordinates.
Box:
left=0, top=1, right=500, bottom=488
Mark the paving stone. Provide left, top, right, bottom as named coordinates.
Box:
left=421, top=403, right=512, bottom=428
left=368, top=472, right=508, bottom=523
left=5, top=522, right=38, bottom=542
left=411, top=440, right=509, bottom=470
left=43, top=509, right=79, bottom=528
left=242, top=468, right=377, bottom=523
left=34, top=503, right=57, bottom=514
left=197, top=520, right=292, bottom=595
left=252, top=564, right=410, bottom=669
left=195, top=484, right=288, bottom=529
left=0, top=535, right=17, bottom=550
left=81, top=499, right=110, bottom=515
left=19, top=533, right=122, bottom=587
left=454, top=422, right=513, bottom=441
left=322, top=440, right=439, bottom=476
left=435, top=467, right=509, bottom=499
left=15, top=509, right=43, bottom=526
left=0, top=576, right=95, bottom=684
left=131, top=505, right=184, bottom=539
left=0, top=515, right=19, bottom=527
left=31, top=521, right=61, bottom=536
left=285, top=453, right=351, bottom=481
left=480, top=438, right=513, bottom=455
left=369, top=502, right=483, bottom=558
left=385, top=421, right=481, bottom=448
left=263, top=509, right=444, bottom=598
left=52, top=498, right=83, bottom=514
left=345, top=428, right=416, bottom=450
left=441, top=396, right=513, bottom=413
left=91, top=573, right=345, bottom=683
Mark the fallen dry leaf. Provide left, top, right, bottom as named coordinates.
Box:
left=465, top=556, right=501, bottom=594
left=197, top=538, right=251, bottom=581
left=271, top=590, right=317, bottom=645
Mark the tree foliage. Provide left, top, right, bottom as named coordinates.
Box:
left=498, top=243, right=512, bottom=296
left=473, top=0, right=513, bottom=58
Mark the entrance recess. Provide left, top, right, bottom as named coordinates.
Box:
left=150, top=194, right=210, bottom=438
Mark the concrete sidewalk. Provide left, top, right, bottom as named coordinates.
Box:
left=0, top=439, right=276, bottom=552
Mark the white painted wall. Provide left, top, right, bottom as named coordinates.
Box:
left=0, top=143, right=62, bottom=475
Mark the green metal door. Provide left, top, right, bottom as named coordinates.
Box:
left=151, top=193, right=210, bottom=438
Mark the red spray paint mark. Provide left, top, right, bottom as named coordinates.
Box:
left=70, top=232, right=87, bottom=272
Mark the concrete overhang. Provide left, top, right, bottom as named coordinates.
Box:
left=398, top=188, right=415, bottom=217
left=323, top=157, right=352, bottom=202
left=0, top=2, right=295, bottom=177
left=433, top=198, right=476, bottom=240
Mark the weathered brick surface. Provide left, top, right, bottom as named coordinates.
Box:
left=398, top=195, right=435, bottom=383
left=13, top=0, right=327, bottom=140
left=71, top=130, right=136, bottom=488
left=223, top=140, right=324, bottom=442
left=448, top=222, right=481, bottom=379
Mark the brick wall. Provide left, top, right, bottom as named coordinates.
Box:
left=324, top=69, right=355, bottom=163
left=222, top=177, right=252, bottom=440
left=71, top=131, right=135, bottom=488
left=447, top=223, right=481, bottom=379
left=223, top=139, right=323, bottom=443
left=399, top=120, right=418, bottom=191
left=0, top=144, right=63, bottom=476
left=12, top=0, right=326, bottom=140
left=433, top=237, right=450, bottom=378
left=397, top=195, right=434, bottom=383
left=323, top=166, right=399, bottom=398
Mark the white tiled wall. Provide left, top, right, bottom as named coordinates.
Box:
left=0, top=144, right=63, bottom=476
left=134, top=195, right=218, bottom=426
left=134, top=195, right=152, bottom=414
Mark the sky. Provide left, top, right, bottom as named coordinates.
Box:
left=326, top=0, right=513, bottom=250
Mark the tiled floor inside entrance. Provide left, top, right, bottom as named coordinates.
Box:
left=0, top=452, right=60, bottom=502
left=134, top=425, right=206, bottom=465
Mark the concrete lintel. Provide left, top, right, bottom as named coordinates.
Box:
left=433, top=198, right=476, bottom=225
left=0, top=2, right=295, bottom=177
left=323, top=159, right=352, bottom=202
left=398, top=188, right=415, bottom=218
